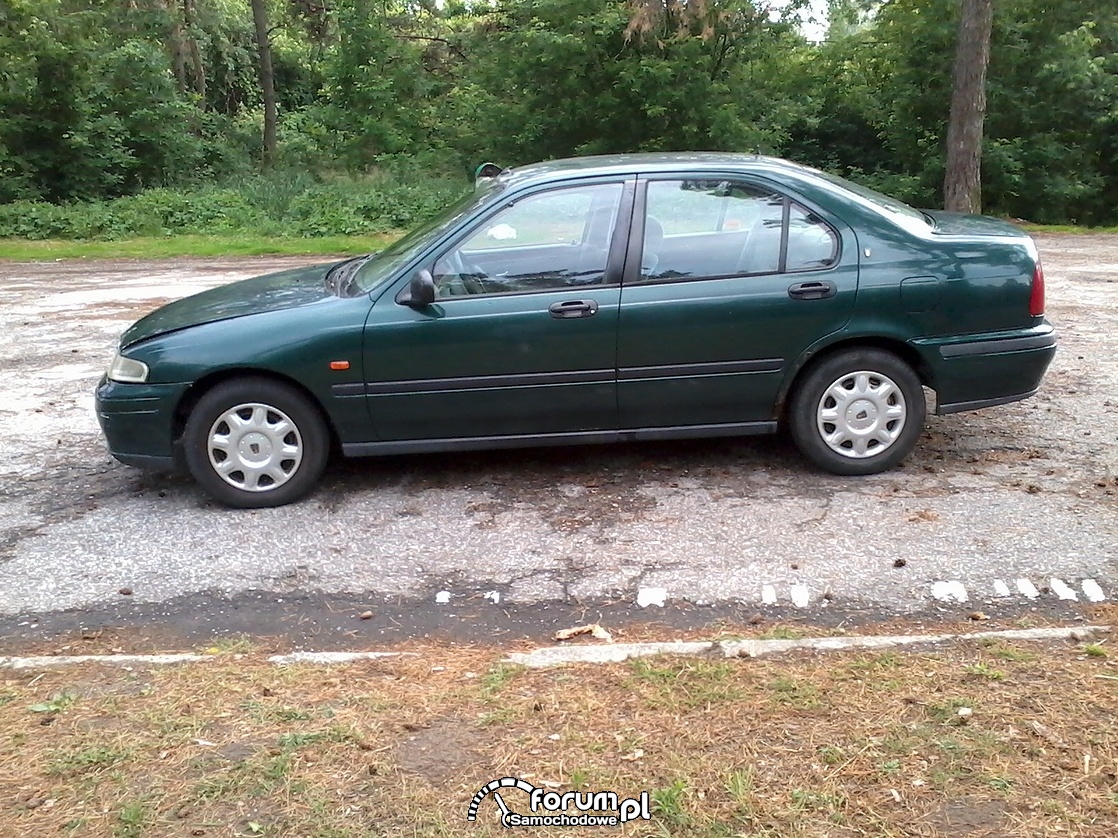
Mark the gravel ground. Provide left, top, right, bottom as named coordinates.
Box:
left=0, top=238, right=1115, bottom=636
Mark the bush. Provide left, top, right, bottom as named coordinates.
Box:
left=0, top=167, right=470, bottom=241
left=0, top=201, right=74, bottom=240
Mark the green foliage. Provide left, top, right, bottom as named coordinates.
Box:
left=448, top=0, right=810, bottom=165
left=0, top=167, right=468, bottom=241
left=1, top=0, right=1117, bottom=230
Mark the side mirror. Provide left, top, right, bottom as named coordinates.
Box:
left=396, top=269, right=436, bottom=307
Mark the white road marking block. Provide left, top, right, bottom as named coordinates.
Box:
left=1050, top=577, right=1079, bottom=601
left=636, top=587, right=667, bottom=608
left=931, top=581, right=968, bottom=603
left=1016, top=578, right=1040, bottom=599
left=761, top=585, right=777, bottom=605
left=790, top=584, right=811, bottom=608
left=993, top=579, right=1011, bottom=597
left=1082, top=579, right=1107, bottom=603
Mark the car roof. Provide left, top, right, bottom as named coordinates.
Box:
left=498, top=153, right=819, bottom=189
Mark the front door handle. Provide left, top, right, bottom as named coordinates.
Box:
left=548, top=299, right=599, bottom=319
left=787, top=280, right=837, bottom=301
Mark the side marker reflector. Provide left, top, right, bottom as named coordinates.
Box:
left=329, top=360, right=350, bottom=371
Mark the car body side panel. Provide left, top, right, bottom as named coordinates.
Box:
left=115, top=297, right=376, bottom=446
left=360, top=286, right=622, bottom=440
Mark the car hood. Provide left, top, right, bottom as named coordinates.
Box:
left=924, top=210, right=1030, bottom=239
left=120, top=262, right=336, bottom=347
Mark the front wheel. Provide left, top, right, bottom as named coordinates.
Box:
left=183, top=378, right=329, bottom=508
left=788, top=349, right=925, bottom=476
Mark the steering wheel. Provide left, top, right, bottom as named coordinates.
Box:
left=448, top=248, right=487, bottom=295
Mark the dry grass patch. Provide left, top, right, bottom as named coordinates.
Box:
left=1, top=637, right=1116, bottom=837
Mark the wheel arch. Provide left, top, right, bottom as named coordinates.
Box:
left=776, top=335, right=935, bottom=421
left=171, top=368, right=341, bottom=454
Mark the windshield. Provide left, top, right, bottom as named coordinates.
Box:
left=352, top=180, right=506, bottom=293
left=813, top=170, right=931, bottom=227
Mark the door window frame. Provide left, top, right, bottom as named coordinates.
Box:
left=623, top=174, right=843, bottom=287
left=424, top=177, right=636, bottom=301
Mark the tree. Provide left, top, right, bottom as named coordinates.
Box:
left=942, top=0, right=993, bottom=213
left=250, top=0, right=277, bottom=166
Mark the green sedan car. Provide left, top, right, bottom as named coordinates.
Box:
left=96, top=153, right=1056, bottom=508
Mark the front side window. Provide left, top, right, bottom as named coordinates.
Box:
left=433, top=182, right=623, bottom=298
left=638, top=179, right=838, bottom=282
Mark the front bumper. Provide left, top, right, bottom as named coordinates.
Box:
left=917, top=322, right=1057, bottom=415
left=95, top=376, right=190, bottom=469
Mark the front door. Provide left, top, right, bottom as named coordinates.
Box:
left=363, top=180, right=631, bottom=442
left=617, top=176, right=858, bottom=429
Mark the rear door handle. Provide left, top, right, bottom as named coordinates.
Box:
left=548, top=299, right=598, bottom=319
left=788, top=280, right=837, bottom=300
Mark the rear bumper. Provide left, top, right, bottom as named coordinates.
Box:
left=95, top=376, right=188, bottom=469
left=919, top=323, right=1057, bottom=415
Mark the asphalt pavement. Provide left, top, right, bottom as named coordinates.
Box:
left=0, top=237, right=1115, bottom=649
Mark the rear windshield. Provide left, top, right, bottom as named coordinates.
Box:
left=813, top=170, right=931, bottom=227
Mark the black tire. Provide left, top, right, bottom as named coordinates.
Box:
left=788, top=349, right=925, bottom=476
left=183, top=377, right=329, bottom=508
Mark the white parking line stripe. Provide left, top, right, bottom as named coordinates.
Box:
left=761, top=585, right=777, bottom=605
left=993, top=579, right=1011, bottom=597
left=1082, top=579, right=1107, bottom=603
left=931, top=581, right=968, bottom=603
left=1016, top=578, right=1040, bottom=599
left=636, top=587, right=667, bottom=608
left=790, top=584, right=810, bottom=608
left=1050, top=578, right=1079, bottom=601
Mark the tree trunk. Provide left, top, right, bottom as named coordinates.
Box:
left=943, top=0, right=993, bottom=214
left=250, top=0, right=278, bottom=167
left=164, top=0, right=189, bottom=94
left=182, top=0, right=207, bottom=100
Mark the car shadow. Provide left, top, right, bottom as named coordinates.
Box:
left=316, top=432, right=810, bottom=498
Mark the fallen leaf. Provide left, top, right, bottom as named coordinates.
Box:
left=554, top=623, right=613, bottom=642
left=1028, top=720, right=1068, bottom=748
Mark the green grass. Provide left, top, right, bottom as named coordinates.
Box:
left=1016, top=222, right=1118, bottom=234
left=0, top=232, right=398, bottom=261
left=4, top=643, right=1117, bottom=838
left=48, top=745, right=133, bottom=777
left=650, top=779, right=691, bottom=828
left=965, top=662, right=1006, bottom=680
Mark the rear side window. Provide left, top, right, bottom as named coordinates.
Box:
left=638, top=179, right=838, bottom=282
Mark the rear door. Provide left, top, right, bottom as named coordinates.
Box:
left=617, top=176, right=859, bottom=429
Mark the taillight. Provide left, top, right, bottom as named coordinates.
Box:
left=1029, top=260, right=1045, bottom=316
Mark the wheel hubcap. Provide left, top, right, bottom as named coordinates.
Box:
left=817, top=371, right=907, bottom=459
left=207, top=403, right=303, bottom=492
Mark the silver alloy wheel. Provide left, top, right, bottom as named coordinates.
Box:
left=206, top=402, right=303, bottom=492
left=816, top=370, right=907, bottom=459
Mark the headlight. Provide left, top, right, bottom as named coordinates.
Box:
left=107, top=352, right=149, bottom=383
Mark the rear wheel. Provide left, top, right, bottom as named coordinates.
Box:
left=789, top=349, right=925, bottom=475
left=183, top=378, right=329, bottom=508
